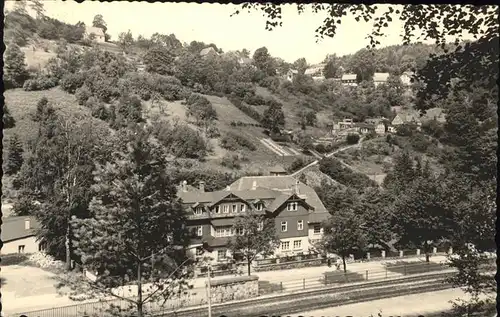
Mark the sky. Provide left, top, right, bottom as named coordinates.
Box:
left=5, top=1, right=471, bottom=64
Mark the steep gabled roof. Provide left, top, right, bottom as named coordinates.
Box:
left=341, top=74, right=357, bottom=81
left=229, top=176, right=328, bottom=214
left=373, top=72, right=390, bottom=82
left=85, top=26, right=105, bottom=37
left=200, top=47, right=219, bottom=57
left=1, top=216, right=40, bottom=242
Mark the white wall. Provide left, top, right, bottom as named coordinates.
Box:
left=1, top=236, right=40, bottom=255
left=275, top=236, right=311, bottom=256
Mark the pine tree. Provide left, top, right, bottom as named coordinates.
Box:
left=63, top=125, right=191, bottom=317
left=5, top=135, right=24, bottom=175
left=3, top=104, right=16, bottom=129
left=4, top=44, right=29, bottom=89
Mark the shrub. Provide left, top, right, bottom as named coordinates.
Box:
left=185, top=94, right=217, bottom=123
left=220, top=154, right=244, bottom=169
left=314, top=143, right=334, bottom=154
left=227, top=95, right=263, bottom=123
left=220, top=132, right=256, bottom=151
left=346, top=133, right=360, bottom=144
left=253, top=259, right=323, bottom=272
left=75, top=85, right=92, bottom=106
left=23, top=76, right=58, bottom=91
left=287, top=156, right=314, bottom=173
left=1, top=253, right=28, bottom=266
left=410, top=133, right=433, bottom=152
left=87, top=97, right=109, bottom=121
left=206, top=126, right=221, bottom=138
left=60, top=72, right=86, bottom=93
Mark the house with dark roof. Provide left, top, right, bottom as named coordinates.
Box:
left=178, top=176, right=330, bottom=263
left=1, top=216, right=43, bottom=254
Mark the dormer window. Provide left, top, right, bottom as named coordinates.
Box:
left=287, top=202, right=298, bottom=211
left=194, top=207, right=204, bottom=215
left=255, top=203, right=263, bottom=211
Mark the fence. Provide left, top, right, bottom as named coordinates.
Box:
left=14, top=261, right=452, bottom=317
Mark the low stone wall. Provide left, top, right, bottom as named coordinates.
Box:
left=208, top=275, right=259, bottom=304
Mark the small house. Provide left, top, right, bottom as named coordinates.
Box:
left=341, top=74, right=357, bottom=86
left=400, top=71, right=414, bottom=86
left=355, top=123, right=376, bottom=135
left=200, top=47, right=219, bottom=58
left=285, top=69, right=299, bottom=82
left=84, top=26, right=105, bottom=43
left=373, top=73, right=390, bottom=87
left=391, top=110, right=421, bottom=127
left=375, top=123, right=386, bottom=135
left=269, top=165, right=288, bottom=176
left=1, top=216, right=43, bottom=254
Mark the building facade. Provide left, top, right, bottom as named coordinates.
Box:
left=84, top=26, right=105, bottom=43
left=1, top=216, right=43, bottom=255
left=178, top=176, right=330, bottom=263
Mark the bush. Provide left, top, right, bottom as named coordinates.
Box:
left=315, top=143, right=334, bottom=154
left=1, top=253, right=28, bottom=266
left=323, top=270, right=365, bottom=284
left=410, top=133, right=433, bottom=152
left=185, top=93, right=218, bottom=123
left=346, top=133, right=360, bottom=144
left=287, top=156, right=314, bottom=173
left=220, top=132, right=256, bottom=151
left=60, top=72, right=86, bottom=94
left=23, top=76, right=58, bottom=91
left=75, top=85, right=92, bottom=106
left=221, top=154, right=244, bottom=169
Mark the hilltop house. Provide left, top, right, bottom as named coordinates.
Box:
left=285, top=69, right=299, bottom=82
left=304, top=64, right=326, bottom=81
left=373, top=73, right=390, bottom=87
left=84, top=26, right=105, bottom=43
left=178, top=175, right=330, bottom=263
left=1, top=216, right=44, bottom=254
left=400, top=71, right=414, bottom=86
left=341, top=74, right=357, bottom=86
left=200, top=47, right=219, bottom=58
left=390, top=110, right=422, bottom=133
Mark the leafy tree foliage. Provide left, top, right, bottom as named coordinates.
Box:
left=319, top=157, right=378, bottom=190
left=252, top=47, right=277, bottom=77
left=219, top=132, right=256, bottom=151
left=292, top=57, right=308, bottom=74
left=323, top=54, right=342, bottom=79
left=317, top=210, right=368, bottom=272
left=5, top=135, right=24, bottom=176
left=184, top=94, right=218, bottom=126
left=16, top=100, right=113, bottom=268
left=118, top=30, right=134, bottom=53
left=228, top=211, right=280, bottom=275
left=4, top=44, right=29, bottom=89
left=349, top=48, right=376, bottom=82
left=346, top=133, right=360, bottom=144
left=92, top=14, right=107, bottom=34
left=143, top=46, right=176, bottom=76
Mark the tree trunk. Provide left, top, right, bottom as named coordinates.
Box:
left=424, top=241, right=430, bottom=263
left=65, top=222, right=72, bottom=271
left=342, top=255, right=347, bottom=273
left=137, top=262, right=143, bottom=317
left=247, top=260, right=251, bottom=276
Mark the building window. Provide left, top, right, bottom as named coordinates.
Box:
left=232, top=204, right=237, bottom=213
left=287, top=202, right=298, bottom=211
left=194, top=207, right=203, bottom=215
left=281, top=241, right=290, bottom=251
left=217, top=249, right=226, bottom=260
left=240, top=204, right=246, bottom=212
left=313, top=225, right=321, bottom=234
left=255, top=203, right=263, bottom=211
left=281, top=221, right=287, bottom=232
left=18, top=245, right=25, bottom=253
left=293, top=240, right=302, bottom=250
left=257, top=221, right=264, bottom=231
left=196, top=226, right=203, bottom=237
left=235, top=227, right=244, bottom=236
left=223, top=205, right=229, bottom=213
left=215, top=226, right=233, bottom=237
left=297, top=220, right=304, bottom=231
left=214, top=205, right=220, bottom=214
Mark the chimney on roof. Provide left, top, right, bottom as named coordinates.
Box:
left=25, top=218, right=31, bottom=230
left=182, top=180, right=188, bottom=192
left=226, top=186, right=231, bottom=191
left=251, top=181, right=257, bottom=190
left=199, top=181, right=205, bottom=192
left=294, top=180, right=300, bottom=195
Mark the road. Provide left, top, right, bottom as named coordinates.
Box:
left=291, top=138, right=365, bottom=177
left=289, top=288, right=486, bottom=317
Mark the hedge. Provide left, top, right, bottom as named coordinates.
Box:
left=1, top=253, right=29, bottom=266
left=253, top=259, right=323, bottom=272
